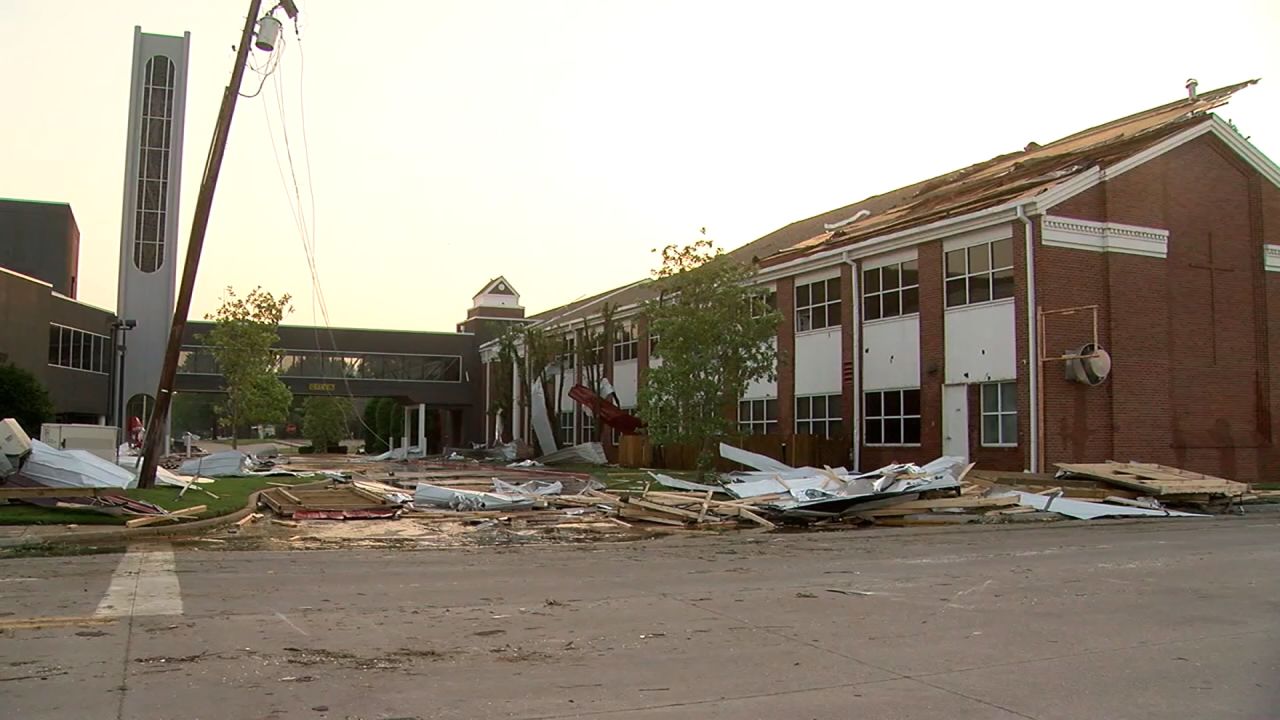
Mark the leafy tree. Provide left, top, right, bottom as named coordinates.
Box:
left=637, top=237, right=780, bottom=473
left=574, top=304, right=617, bottom=444
left=0, top=363, right=54, bottom=437
left=203, top=286, right=293, bottom=449
left=365, top=397, right=404, bottom=453
left=171, top=392, right=220, bottom=441
left=361, top=399, right=387, bottom=453
left=302, top=396, right=352, bottom=451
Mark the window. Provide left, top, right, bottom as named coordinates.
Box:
left=945, top=238, right=1014, bottom=308
left=864, top=388, right=921, bottom=446
left=981, top=381, right=1018, bottom=446
left=580, top=412, right=596, bottom=443
left=180, top=347, right=462, bottom=382
left=47, top=324, right=110, bottom=374
left=795, top=277, right=841, bottom=332
left=560, top=336, right=576, bottom=369
left=613, top=323, right=637, bottom=362
left=750, top=289, right=778, bottom=318
left=559, top=411, right=575, bottom=443
left=738, top=398, right=779, bottom=435
left=648, top=332, right=660, bottom=357
left=863, top=260, right=919, bottom=321
left=132, top=55, right=177, bottom=273
left=795, top=394, right=842, bottom=438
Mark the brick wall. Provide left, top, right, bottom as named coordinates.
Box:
left=916, top=243, right=945, bottom=459
left=777, top=277, right=796, bottom=433
left=1039, top=133, right=1277, bottom=481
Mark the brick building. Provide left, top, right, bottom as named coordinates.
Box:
left=482, top=79, right=1280, bottom=482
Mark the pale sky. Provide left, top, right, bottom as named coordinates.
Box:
left=2, top=1, right=1278, bottom=332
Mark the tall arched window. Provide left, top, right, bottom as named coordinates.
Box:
left=133, top=55, right=176, bottom=273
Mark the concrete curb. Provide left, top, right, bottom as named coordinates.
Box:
left=0, top=480, right=332, bottom=549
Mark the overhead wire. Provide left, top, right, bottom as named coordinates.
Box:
left=259, top=17, right=393, bottom=450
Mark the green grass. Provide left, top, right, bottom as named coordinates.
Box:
left=0, top=475, right=322, bottom=526
left=548, top=464, right=703, bottom=491
left=1254, top=483, right=1280, bottom=491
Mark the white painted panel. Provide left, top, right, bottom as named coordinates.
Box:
left=743, top=338, right=778, bottom=399
left=944, top=300, right=1016, bottom=384
left=612, top=361, right=638, bottom=407
left=794, top=328, right=842, bottom=395
left=862, top=316, right=920, bottom=391
left=795, top=265, right=841, bottom=285
left=941, top=224, right=1012, bottom=252
left=862, top=247, right=918, bottom=270
left=942, top=384, right=969, bottom=461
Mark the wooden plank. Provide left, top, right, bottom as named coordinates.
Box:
left=124, top=505, right=207, bottom=528
left=628, top=498, right=702, bottom=521
left=736, top=507, right=777, bottom=530
left=1057, top=462, right=1247, bottom=496
left=277, top=488, right=303, bottom=505
left=0, top=487, right=123, bottom=499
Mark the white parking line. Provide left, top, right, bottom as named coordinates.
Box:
left=94, top=545, right=183, bottom=618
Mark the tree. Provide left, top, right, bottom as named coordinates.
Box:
left=574, top=303, right=617, bottom=444
left=496, top=324, right=559, bottom=452
left=0, top=363, right=54, bottom=437
left=637, top=237, right=780, bottom=473
left=203, top=286, right=293, bottom=449
left=302, top=396, right=351, bottom=451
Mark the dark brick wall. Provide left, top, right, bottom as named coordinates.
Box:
left=916, top=243, right=945, bottom=459
left=776, top=277, right=796, bottom=433
left=1038, top=133, right=1277, bottom=481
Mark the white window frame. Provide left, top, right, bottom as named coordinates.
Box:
left=558, top=410, right=575, bottom=443
left=795, top=277, right=842, bottom=333
left=863, top=388, right=922, bottom=447
left=750, top=289, right=778, bottom=318
left=981, top=381, right=1018, bottom=447
left=737, top=398, right=779, bottom=435
left=944, top=238, right=1014, bottom=308
left=580, top=411, right=596, bottom=444
left=613, top=323, right=638, bottom=362
left=560, top=336, right=576, bottom=369
left=862, top=260, right=919, bottom=321
left=795, top=394, right=842, bottom=439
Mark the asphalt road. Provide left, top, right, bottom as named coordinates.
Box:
left=2, top=518, right=1279, bottom=720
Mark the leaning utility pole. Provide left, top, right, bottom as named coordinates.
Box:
left=137, top=0, right=297, bottom=487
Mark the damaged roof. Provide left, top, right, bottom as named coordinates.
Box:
left=525, top=79, right=1258, bottom=328
left=766, top=79, right=1258, bottom=264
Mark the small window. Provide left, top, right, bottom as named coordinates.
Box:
left=560, top=337, right=576, bottom=369
left=647, top=332, right=660, bottom=357
left=864, top=389, right=922, bottom=446
left=750, top=289, right=778, bottom=318
left=795, top=278, right=842, bottom=332
left=945, top=239, right=1014, bottom=308
left=863, top=259, right=919, bottom=321
left=580, top=412, right=596, bottom=444
left=981, top=381, right=1018, bottom=446
left=613, top=323, right=638, bottom=362
left=737, top=398, right=779, bottom=435
left=559, top=411, right=575, bottom=444
left=795, top=394, right=842, bottom=439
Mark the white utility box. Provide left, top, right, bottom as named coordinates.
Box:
left=40, top=423, right=118, bottom=461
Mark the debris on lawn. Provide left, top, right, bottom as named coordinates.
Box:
left=537, top=442, right=608, bottom=466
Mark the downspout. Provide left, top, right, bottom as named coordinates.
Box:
left=1016, top=205, right=1039, bottom=472
left=842, top=251, right=861, bottom=472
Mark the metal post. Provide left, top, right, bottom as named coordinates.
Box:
left=137, top=0, right=274, bottom=487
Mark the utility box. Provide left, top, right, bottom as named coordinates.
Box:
left=40, top=423, right=118, bottom=461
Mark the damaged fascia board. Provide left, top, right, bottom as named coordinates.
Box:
left=998, top=490, right=1208, bottom=519
left=718, top=443, right=793, bottom=473
left=177, top=451, right=249, bottom=478
left=538, top=442, right=608, bottom=466
left=650, top=473, right=722, bottom=494
left=414, top=482, right=536, bottom=511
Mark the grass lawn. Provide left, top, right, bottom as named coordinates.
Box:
left=548, top=464, right=704, bottom=491
left=0, top=475, right=323, bottom=526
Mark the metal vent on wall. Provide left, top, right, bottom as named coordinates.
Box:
left=1064, top=343, right=1111, bottom=386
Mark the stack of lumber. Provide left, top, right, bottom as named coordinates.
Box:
left=259, top=485, right=401, bottom=519
left=1055, top=462, right=1249, bottom=508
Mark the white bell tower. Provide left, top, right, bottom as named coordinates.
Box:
left=115, top=27, right=190, bottom=441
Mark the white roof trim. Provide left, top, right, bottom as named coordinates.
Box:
left=1042, top=215, right=1169, bottom=259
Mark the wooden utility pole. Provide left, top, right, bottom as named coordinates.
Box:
left=137, top=0, right=296, bottom=487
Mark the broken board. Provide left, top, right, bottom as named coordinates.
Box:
left=1056, top=461, right=1248, bottom=497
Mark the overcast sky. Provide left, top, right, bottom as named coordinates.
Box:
left=2, top=0, right=1278, bottom=332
